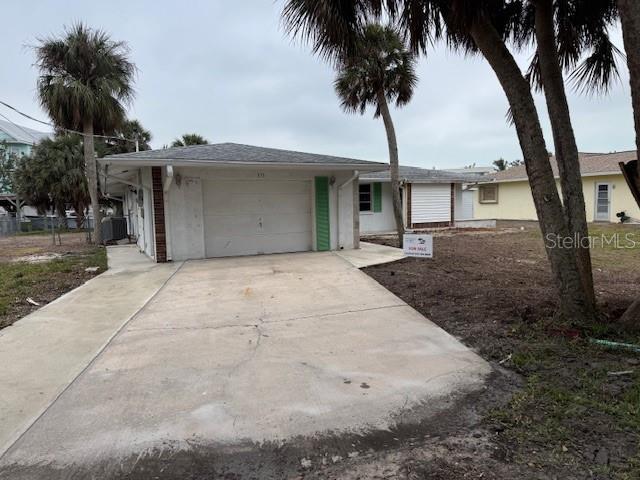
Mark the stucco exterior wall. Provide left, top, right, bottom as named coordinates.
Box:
left=454, top=184, right=465, bottom=220
left=473, top=173, right=640, bottom=222
left=582, top=174, right=640, bottom=222
left=162, top=166, right=359, bottom=261
left=359, top=182, right=396, bottom=234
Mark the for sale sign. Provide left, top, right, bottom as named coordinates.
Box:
left=403, top=234, right=433, bottom=258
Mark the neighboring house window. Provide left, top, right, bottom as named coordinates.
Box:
left=359, top=184, right=372, bottom=212
left=479, top=184, right=498, bottom=203
left=359, top=183, right=383, bottom=212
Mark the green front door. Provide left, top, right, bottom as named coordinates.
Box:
left=315, top=176, right=330, bottom=251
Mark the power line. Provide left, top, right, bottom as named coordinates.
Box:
left=0, top=100, right=138, bottom=144
left=0, top=111, right=39, bottom=145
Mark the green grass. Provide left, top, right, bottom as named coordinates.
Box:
left=518, top=223, right=640, bottom=269
left=489, top=334, right=640, bottom=478
left=0, top=247, right=107, bottom=317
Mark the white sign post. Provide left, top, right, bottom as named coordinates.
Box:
left=403, top=233, right=433, bottom=258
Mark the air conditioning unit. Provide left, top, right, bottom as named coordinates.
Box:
left=102, top=217, right=128, bottom=243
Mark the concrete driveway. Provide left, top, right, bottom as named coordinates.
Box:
left=0, top=247, right=489, bottom=479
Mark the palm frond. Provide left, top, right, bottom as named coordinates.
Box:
left=281, top=0, right=380, bottom=63
left=525, top=51, right=543, bottom=92
left=35, top=22, right=136, bottom=133
left=333, top=23, right=417, bottom=117
left=569, top=30, right=624, bottom=95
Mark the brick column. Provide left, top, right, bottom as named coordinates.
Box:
left=151, top=166, right=167, bottom=262
left=450, top=183, right=455, bottom=227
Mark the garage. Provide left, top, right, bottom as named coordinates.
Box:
left=99, top=143, right=387, bottom=262
left=202, top=178, right=312, bottom=257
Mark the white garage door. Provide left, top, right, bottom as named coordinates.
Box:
left=411, top=184, right=451, bottom=223
left=202, top=179, right=312, bottom=257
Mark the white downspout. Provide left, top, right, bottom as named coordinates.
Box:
left=163, top=165, right=174, bottom=261
left=163, top=165, right=174, bottom=193
left=336, top=170, right=359, bottom=250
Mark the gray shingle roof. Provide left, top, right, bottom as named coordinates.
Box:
left=0, top=120, right=51, bottom=145
left=360, top=165, right=486, bottom=183
left=103, top=142, right=387, bottom=170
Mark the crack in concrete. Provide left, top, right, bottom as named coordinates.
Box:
left=125, top=304, right=406, bottom=333
left=127, top=323, right=258, bottom=332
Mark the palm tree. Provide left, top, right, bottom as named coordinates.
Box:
left=14, top=135, right=90, bottom=228
left=334, top=24, right=416, bottom=247
left=618, top=0, right=640, bottom=184
left=282, top=0, right=595, bottom=322
left=171, top=133, right=209, bottom=147
left=615, top=0, right=640, bottom=326
left=493, top=158, right=508, bottom=171
left=35, top=23, right=135, bottom=244
left=510, top=0, right=621, bottom=314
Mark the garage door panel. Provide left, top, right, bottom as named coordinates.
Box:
left=260, top=213, right=312, bottom=234
left=202, top=179, right=312, bottom=258
left=203, top=214, right=262, bottom=237
left=205, top=236, right=260, bottom=258
left=203, top=192, right=262, bottom=215
left=203, top=187, right=310, bottom=216
left=203, top=180, right=310, bottom=196
left=261, top=232, right=312, bottom=254
left=261, top=194, right=310, bottom=214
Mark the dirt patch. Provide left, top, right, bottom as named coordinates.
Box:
left=0, top=232, right=107, bottom=330
left=360, top=225, right=640, bottom=479
left=0, top=232, right=92, bottom=262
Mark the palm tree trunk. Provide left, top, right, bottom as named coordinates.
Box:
left=469, top=14, right=594, bottom=322
left=618, top=0, right=640, bottom=182
left=83, top=118, right=102, bottom=244
left=534, top=0, right=596, bottom=313
left=377, top=90, right=405, bottom=247
left=617, top=0, right=640, bottom=328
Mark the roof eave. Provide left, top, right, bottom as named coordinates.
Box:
left=487, top=170, right=624, bottom=183
left=360, top=176, right=486, bottom=183
left=98, top=157, right=388, bottom=172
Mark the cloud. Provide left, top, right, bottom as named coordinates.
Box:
left=0, top=0, right=635, bottom=168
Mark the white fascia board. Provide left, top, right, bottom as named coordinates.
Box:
left=360, top=178, right=466, bottom=184
left=98, top=158, right=388, bottom=172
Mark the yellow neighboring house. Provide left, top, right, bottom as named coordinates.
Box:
left=474, top=151, right=640, bottom=223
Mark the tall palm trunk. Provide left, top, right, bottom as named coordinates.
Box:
left=82, top=118, right=102, bottom=244
left=377, top=90, right=405, bottom=247
left=617, top=0, right=640, bottom=327
left=469, top=14, right=594, bottom=322
left=619, top=0, right=640, bottom=180
left=534, top=0, right=596, bottom=313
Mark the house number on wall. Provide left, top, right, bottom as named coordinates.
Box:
left=257, top=172, right=265, bottom=178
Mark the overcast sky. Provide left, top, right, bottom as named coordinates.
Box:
left=1, top=1, right=635, bottom=169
